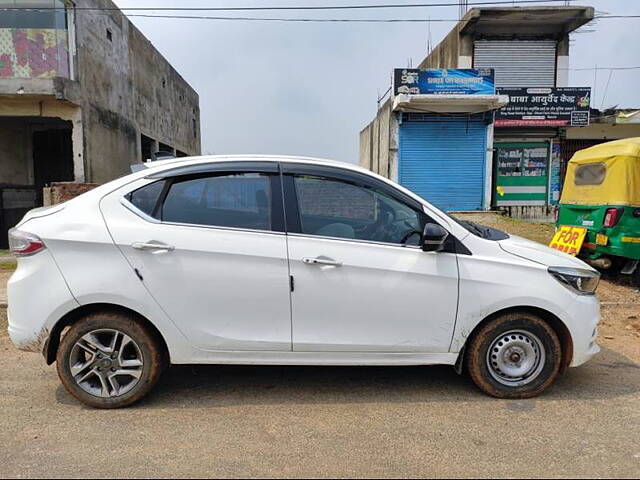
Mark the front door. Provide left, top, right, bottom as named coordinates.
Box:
left=283, top=166, right=459, bottom=353
left=101, top=165, right=292, bottom=351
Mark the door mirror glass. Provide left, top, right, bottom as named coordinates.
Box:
left=421, top=223, right=448, bottom=252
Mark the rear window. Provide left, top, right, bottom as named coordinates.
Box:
left=574, top=163, right=606, bottom=186
left=128, top=181, right=164, bottom=217
left=161, top=173, right=272, bottom=231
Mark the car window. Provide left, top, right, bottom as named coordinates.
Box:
left=293, top=175, right=423, bottom=245
left=128, top=180, right=164, bottom=217
left=161, top=173, right=272, bottom=231
left=574, top=163, right=606, bottom=186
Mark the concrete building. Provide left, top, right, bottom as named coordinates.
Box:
left=360, top=69, right=507, bottom=212
left=361, top=7, right=598, bottom=217
left=416, top=7, right=595, bottom=217
left=0, top=0, right=201, bottom=245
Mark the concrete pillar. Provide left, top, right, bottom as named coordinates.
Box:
left=71, top=108, right=85, bottom=182
left=484, top=123, right=495, bottom=210
left=556, top=37, right=570, bottom=87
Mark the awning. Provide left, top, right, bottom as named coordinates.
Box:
left=392, top=94, right=509, bottom=114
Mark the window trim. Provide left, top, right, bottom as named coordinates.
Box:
left=122, top=169, right=285, bottom=234
left=146, top=161, right=279, bottom=179
left=121, top=197, right=286, bottom=237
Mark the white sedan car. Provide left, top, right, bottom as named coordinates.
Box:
left=7, top=156, right=601, bottom=408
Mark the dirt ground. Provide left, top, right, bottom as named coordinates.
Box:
left=457, top=213, right=640, bottom=364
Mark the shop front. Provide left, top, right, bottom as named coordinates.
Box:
left=391, top=68, right=507, bottom=211
left=494, top=142, right=549, bottom=207
left=492, top=87, right=591, bottom=216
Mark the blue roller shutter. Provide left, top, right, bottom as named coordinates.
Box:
left=398, top=115, right=487, bottom=211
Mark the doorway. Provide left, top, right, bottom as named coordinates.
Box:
left=33, top=128, right=74, bottom=194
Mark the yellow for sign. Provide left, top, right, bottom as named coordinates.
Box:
left=549, top=226, right=587, bottom=256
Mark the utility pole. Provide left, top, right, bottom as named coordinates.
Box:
left=459, top=0, right=468, bottom=20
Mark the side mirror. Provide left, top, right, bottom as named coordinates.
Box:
left=421, top=223, right=449, bottom=252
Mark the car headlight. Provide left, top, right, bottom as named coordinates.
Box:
left=548, top=266, right=600, bottom=295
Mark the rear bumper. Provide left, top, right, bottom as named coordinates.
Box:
left=7, top=250, right=78, bottom=353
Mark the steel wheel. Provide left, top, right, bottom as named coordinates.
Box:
left=486, top=329, right=545, bottom=387
left=69, top=329, right=144, bottom=398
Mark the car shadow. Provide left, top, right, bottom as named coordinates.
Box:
left=55, top=346, right=639, bottom=409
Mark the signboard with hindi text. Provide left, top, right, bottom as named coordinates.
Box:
left=495, top=87, right=591, bottom=127
left=393, top=69, right=495, bottom=96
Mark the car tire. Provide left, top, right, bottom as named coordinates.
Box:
left=56, top=311, right=165, bottom=409
left=466, top=312, right=562, bottom=399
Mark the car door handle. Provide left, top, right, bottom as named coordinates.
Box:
left=302, top=257, right=342, bottom=267
left=131, top=241, right=175, bottom=252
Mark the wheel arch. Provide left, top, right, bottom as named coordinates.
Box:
left=44, top=303, right=170, bottom=366
left=456, top=306, right=574, bottom=374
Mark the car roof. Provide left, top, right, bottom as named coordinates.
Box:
left=146, top=154, right=357, bottom=171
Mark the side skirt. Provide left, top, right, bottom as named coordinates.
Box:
left=171, top=351, right=459, bottom=366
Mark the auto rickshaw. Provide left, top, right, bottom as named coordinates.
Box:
left=555, top=137, right=640, bottom=283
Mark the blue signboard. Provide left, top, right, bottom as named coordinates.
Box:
left=393, top=68, right=495, bottom=96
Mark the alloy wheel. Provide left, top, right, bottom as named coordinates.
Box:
left=68, top=329, right=144, bottom=398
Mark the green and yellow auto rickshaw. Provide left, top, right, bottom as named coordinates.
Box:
left=555, top=137, right=640, bottom=283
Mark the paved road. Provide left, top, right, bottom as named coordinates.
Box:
left=0, top=312, right=639, bottom=478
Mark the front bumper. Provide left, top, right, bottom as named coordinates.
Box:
left=567, top=293, right=601, bottom=367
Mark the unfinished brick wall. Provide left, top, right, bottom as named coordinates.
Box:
left=43, top=182, right=99, bottom=206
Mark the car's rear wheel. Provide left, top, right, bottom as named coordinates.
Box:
left=56, top=312, right=165, bottom=408
left=466, top=312, right=562, bottom=399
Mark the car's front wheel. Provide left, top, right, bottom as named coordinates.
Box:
left=56, top=311, right=165, bottom=408
left=466, top=312, right=562, bottom=399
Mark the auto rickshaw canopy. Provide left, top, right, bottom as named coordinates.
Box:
left=560, top=137, right=640, bottom=207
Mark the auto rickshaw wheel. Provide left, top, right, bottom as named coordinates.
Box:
left=598, top=256, right=626, bottom=277
left=633, top=264, right=640, bottom=287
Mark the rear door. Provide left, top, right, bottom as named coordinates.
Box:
left=100, top=162, right=292, bottom=352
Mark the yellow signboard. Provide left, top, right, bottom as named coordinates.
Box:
left=596, top=233, right=608, bottom=246
left=549, top=226, right=587, bottom=256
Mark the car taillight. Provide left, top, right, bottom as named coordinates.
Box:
left=603, top=208, right=623, bottom=228
left=8, top=229, right=45, bottom=256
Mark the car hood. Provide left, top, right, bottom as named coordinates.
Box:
left=498, top=234, right=595, bottom=270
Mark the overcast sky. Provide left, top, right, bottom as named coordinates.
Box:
left=115, top=0, right=640, bottom=163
